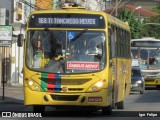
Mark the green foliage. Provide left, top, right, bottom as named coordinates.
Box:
left=117, top=4, right=160, bottom=39
left=143, top=3, right=160, bottom=39
left=152, top=3, right=160, bottom=14
left=117, top=10, right=144, bottom=39
left=143, top=24, right=160, bottom=38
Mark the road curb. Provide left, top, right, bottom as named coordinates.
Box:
left=0, top=101, right=23, bottom=104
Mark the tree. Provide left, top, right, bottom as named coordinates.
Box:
left=143, top=3, right=160, bottom=39
left=117, top=10, right=144, bottom=39
left=152, top=3, right=160, bottom=14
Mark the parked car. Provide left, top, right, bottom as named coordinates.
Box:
left=131, top=67, right=145, bottom=94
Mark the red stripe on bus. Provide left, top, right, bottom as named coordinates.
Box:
left=47, top=74, right=55, bottom=90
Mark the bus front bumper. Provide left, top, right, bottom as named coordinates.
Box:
left=145, top=78, right=160, bottom=86
left=24, top=87, right=110, bottom=107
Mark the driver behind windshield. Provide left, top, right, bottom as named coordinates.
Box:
left=32, top=31, right=64, bottom=68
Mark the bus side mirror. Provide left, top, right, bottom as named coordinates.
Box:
left=17, top=34, right=24, bottom=47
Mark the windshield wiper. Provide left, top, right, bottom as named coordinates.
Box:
left=70, top=29, right=87, bottom=43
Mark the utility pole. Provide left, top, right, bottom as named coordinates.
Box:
left=115, top=0, right=118, bottom=16
left=103, top=0, right=107, bottom=10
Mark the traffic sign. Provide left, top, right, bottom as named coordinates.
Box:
left=0, top=40, right=12, bottom=47
left=0, top=26, right=12, bottom=47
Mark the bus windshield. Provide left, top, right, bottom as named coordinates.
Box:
left=132, top=48, right=160, bottom=70
left=26, top=30, right=106, bottom=74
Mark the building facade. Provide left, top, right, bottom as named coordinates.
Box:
left=0, top=0, right=13, bottom=86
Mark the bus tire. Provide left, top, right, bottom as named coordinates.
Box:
left=33, top=105, right=45, bottom=115
left=116, top=100, right=124, bottom=109
left=102, top=93, right=113, bottom=115
left=117, top=86, right=126, bottom=109
left=140, top=91, right=144, bottom=94
left=156, top=85, right=160, bottom=89
left=102, top=105, right=112, bottom=115
left=112, top=81, right=116, bottom=109
left=111, top=94, right=116, bottom=109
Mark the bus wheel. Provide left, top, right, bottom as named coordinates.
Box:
left=102, top=105, right=112, bottom=115
left=140, top=90, right=144, bottom=94
left=156, top=85, right=160, bottom=89
left=116, top=100, right=124, bottom=109
left=111, top=90, right=116, bottom=109
left=33, top=105, right=45, bottom=114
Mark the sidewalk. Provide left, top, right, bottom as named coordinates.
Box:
left=0, top=85, right=30, bottom=114
left=0, top=86, right=24, bottom=104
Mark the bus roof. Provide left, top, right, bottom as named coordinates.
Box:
left=131, top=37, right=160, bottom=41
left=106, top=13, right=130, bottom=31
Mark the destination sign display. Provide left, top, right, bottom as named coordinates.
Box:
left=131, top=41, right=160, bottom=47
left=29, top=14, right=105, bottom=28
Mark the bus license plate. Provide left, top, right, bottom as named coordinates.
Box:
left=88, top=97, right=102, bottom=102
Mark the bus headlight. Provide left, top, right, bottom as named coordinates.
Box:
left=29, top=80, right=33, bottom=86
left=96, top=81, right=103, bottom=87
left=87, top=81, right=104, bottom=92
left=34, top=86, right=39, bottom=90
left=27, top=80, right=40, bottom=91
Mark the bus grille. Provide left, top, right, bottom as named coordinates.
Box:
left=50, top=94, right=79, bottom=101
left=47, top=88, right=83, bottom=92
left=61, top=79, right=90, bottom=85
left=68, top=88, right=83, bottom=91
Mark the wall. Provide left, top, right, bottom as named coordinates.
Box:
left=10, top=0, right=25, bottom=85
left=0, top=0, right=13, bottom=85
left=0, top=0, right=13, bottom=24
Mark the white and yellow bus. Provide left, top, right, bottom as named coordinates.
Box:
left=131, top=37, right=160, bottom=88
left=18, top=7, right=131, bottom=115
